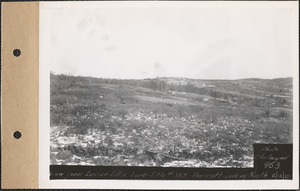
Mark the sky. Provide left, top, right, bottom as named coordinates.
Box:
left=40, top=1, right=298, bottom=80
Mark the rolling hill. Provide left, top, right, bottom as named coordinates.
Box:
left=50, top=74, right=293, bottom=167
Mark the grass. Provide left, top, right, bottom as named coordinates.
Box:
left=50, top=74, right=293, bottom=167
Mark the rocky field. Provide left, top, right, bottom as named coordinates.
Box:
left=50, top=74, right=293, bottom=167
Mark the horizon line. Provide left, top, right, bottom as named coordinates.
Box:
left=50, top=72, right=293, bottom=81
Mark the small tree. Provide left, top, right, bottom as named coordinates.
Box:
left=265, top=109, right=270, bottom=118
left=278, top=110, right=288, bottom=119
left=209, top=90, right=218, bottom=98
left=253, top=97, right=260, bottom=107
left=281, top=99, right=287, bottom=106
left=118, top=109, right=127, bottom=119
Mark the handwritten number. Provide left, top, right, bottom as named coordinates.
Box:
left=264, top=161, right=280, bottom=169
left=264, top=162, right=270, bottom=168
left=274, top=162, right=280, bottom=169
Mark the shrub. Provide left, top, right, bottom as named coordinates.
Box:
left=118, top=109, right=128, bottom=119
left=189, top=105, right=203, bottom=113
left=98, top=122, right=107, bottom=131
left=130, top=120, right=147, bottom=130
left=177, top=106, right=185, bottom=117
left=203, top=114, right=217, bottom=124
left=265, top=109, right=270, bottom=118
left=252, top=98, right=260, bottom=107
left=278, top=110, right=288, bottom=119
left=209, top=90, right=218, bottom=98
left=74, top=117, right=98, bottom=134
left=100, top=103, right=106, bottom=109
left=70, top=105, right=94, bottom=116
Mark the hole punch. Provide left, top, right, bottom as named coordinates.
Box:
left=13, top=131, right=22, bottom=139
left=13, top=49, right=21, bottom=57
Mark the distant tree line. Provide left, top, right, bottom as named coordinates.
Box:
left=51, top=73, right=226, bottom=98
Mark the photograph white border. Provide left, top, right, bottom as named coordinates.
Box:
left=39, top=1, right=299, bottom=189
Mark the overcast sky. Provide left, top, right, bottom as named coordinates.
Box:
left=40, top=1, right=298, bottom=79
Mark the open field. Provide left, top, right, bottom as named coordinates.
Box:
left=50, top=74, right=293, bottom=167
